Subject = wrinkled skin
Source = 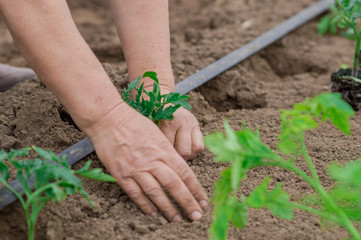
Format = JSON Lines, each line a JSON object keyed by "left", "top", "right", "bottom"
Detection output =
{"left": 159, "top": 107, "right": 204, "bottom": 160}
{"left": 87, "top": 103, "right": 208, "bottom": 222}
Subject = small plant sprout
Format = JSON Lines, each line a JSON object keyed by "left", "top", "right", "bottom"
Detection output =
{"left": 204, "top": 93, "right": 361, "bottom": 240}
{"left": 319, "top": 0, "right": 361, "bottom": 77}
{"left": 122, "top": 71, "right": 191, "bottom": 125}
{"left": 0, "top": 146, "right": 116, "bottom": 240}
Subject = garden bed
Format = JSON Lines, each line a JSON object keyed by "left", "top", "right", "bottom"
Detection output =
{"left": 1, "top": 0, "right": 361, "bottom": 239}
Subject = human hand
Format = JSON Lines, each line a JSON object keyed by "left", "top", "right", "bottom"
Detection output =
{"left": 84, "top": 103, "right": 208, "bottom": 222}
{"left": 159, "top": 107, "right": 205, "bottom": 160}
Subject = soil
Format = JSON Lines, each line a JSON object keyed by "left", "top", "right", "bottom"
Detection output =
{"left": 1, "top": 0, "right": 361, "bottom": 239}
{"left": 331, "top": 68, "right": 361, "bottom": 111}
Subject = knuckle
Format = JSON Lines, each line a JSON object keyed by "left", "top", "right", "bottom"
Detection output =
{"left": 194, "top": 143, "right": 205, "bottom": 153}
{"left": 126, "top": 188, "right": 143, "bottom": 200}
{"left": 145, "top": 185, "right": 161, "bottom": 197}
{"left": 178, "top": 165, "right": 194, "bottom": 185}
{"left": 184, "top": 198, "right": 198, "bottom": 212}
{"left": 163, "top": 177, "right": 179, "bottom": 191}
{"left": 163, "top": 206, "right": 178, "bottom": 219}
{"left": 178, "top": 147, "right": 192, "bottom": 159}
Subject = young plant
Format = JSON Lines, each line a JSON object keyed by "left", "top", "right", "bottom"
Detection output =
{"left": 319, "top": 0, "right": 361, "bottom": 77}
{"left": 205, "top": 93, "right": 361, "bottom": 240}
{"left": 0, "top": 146, "right": 116, "bottom": 240}
{"left": 122, "top": 71, "right": 191, "bottom": 125}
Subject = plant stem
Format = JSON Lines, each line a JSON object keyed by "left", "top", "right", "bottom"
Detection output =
{"left": 25, "top": 182, "right": 58, "bottom": 209}
{"left": 0, "top": 180, "right": 35, "bottom": 240}
{"left": 290, "top": 202, "right": 340, "bottom": 224}
{"left": 0, "top": 179, "right": 27, "bottom": 212}
{"left": 299, "top": 133, "right": 321, "bottom": 185}
{"left": 335, "top": 0, "right": 361, "bottom": 77}
{"left": 353, "top": 34, "right": 361, "bottom": 77}
{"left": 262, "top": 160, "right": 361, "bottom": 239}
{"left": 28, "top": 218, "right": 35, "bottom": 240}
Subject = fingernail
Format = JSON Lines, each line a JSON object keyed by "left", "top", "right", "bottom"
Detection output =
{"left": 191, "top": 211, "right": 202, "bottom": 221}
{"left": 172, "top": 214, "right": 182, "bottom": 222}
{"left": 199, "top": 200, "right": 208, "bottom": 209}
{"left": 150, "top": 212, "right": 157, "bottom": 217}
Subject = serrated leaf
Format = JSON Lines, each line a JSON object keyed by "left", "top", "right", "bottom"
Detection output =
{"left": 311, "top": 93, "right": 354, "bottom": 135}
{"left": 76, "top": 160, "right": 92, "bottom": 173}
{"left": 205, "top": 132, "right": 234, "bottom": 162}
{"left": 265, "top": 183, "right": 293, "bottom": 220}
{"left": 247, "top": 177, "right": 270, "bottom": 208}
{"left": 143, "top": 71, "right": 159, "bottom": 84}
{"left": 32, "top": 146, "right": 55, "bottom": 161}
{"left": 77, "top": 168, "right": 117, "bottom": 182}
{"left": 51, "top": 184, "right": 66, "bottom": 203}
{"left": 228, "top": 196, "right": 248, "bottom": 229}
{"left": 154, "top": 105, "right": 179, "bottom": 121}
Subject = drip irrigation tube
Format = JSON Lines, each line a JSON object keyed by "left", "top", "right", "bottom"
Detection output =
{"left": 0, "top": 0, "right": 329, "bottom": 210}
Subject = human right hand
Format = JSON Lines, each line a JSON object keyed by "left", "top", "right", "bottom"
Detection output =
{"left": 84, "top": 102, "right": 208, "bottom": 222}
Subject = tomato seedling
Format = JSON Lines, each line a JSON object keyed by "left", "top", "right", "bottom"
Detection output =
{"left": 319, "top": 0, "right": 361, "bottom": 77}
{"left": 122, "top": 71, "right": 191, "bottom": 125}
{"left": 0, "top": 146, "right": 116, "bottom": 240}
{"left": 205, "top": 93, "right": 361, "bottom": 240}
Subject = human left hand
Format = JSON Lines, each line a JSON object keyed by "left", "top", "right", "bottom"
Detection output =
{"left": 159, "top": 107, "right": 204, "bottom": 160}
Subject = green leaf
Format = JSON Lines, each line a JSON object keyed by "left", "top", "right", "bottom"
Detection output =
{"left": 0, "top": 162, "right": 9, "bottom": 181}
{"left": 211, "top": 169, "right": 232, "bottom": 204}
{"left": 0, "top": 150, "right": 7, "bottom": 162}
{"left": 231, "top": 156, "right": 244, "bottom": 193}
{"left": 328, "top": 159, "right": 361, "bottom": 186}
{"left": 311, "top": 93, "right": 354, "bottom": 135}
{"left": 143, "top": 71, "right": 159, "bottom": 84}
{"left": 154, "top": 105, "right": 179, "bottom": 121}
{"left": 209, "top": 207, "right": 230, "bottom": 240}
{"left": 77, "top": 168, "right": 117, "bottom": 182}
{"left": 122, "top": 72, "right": 191, "bottom": 123}
{"left": 247, "top": 177, "right": 293, "bottom": 220}
{"left": 265, "top": 183, "right": 293, "bottom": 220}
{"left": 318, "top": 15, "right": 331, "bottom": 35}
{"left": 51, "top": 184, "right": 66, "bottom": 203}
{"left": 209, "top": 169, "right": 232, "bottom": 240}
{"left": 76, "top": 160, "right": 91, "bottom": 173}
{"left": 32, "top": 146, "right": 56, "bottom": 162}
{"left": 204, "top": 131, "right": 237, "bottom": 163}
{"left": 228, "top": 196, "right": 248, "bottom": 229}
{"left": 247, "top": 177, "right": 270, "bottom": 208}
{"left": 277, "top": 137, "right": 298, "bottom": 155}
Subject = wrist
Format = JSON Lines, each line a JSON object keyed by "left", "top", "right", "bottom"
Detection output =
{"left": 78, "top": 99, "right": 133, "bottom": 139}
{"left": 67, "top": 89, "right": 125, "bottom": 135}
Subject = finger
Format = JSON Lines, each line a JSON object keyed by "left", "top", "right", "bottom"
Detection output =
{"left": 174, "top": 127, "right": 192, "bottom": 160}
{"left": 172, "top": 160, "right": 209, "bottom": 209}
{"left": 159, "top": 121, "right": 176, "bottom": 146}
{"left": 133, "top": 172, "right": 182, "bottom": 222}
{"left": 152, "top": 165, "right": 204, "bottom": 221}
{"left": 119, "top": 178, "right": 158, "bottom": 216}
{"left": 189, "top": 127, "right": 205, "bottom": 160}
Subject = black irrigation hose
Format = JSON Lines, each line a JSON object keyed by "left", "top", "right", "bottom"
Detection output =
{"left": 0, "top": 0, "right": 329, "bottom": 210}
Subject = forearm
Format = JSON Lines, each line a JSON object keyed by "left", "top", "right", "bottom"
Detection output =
{"left": 0, "top": 0, "right": 123, "bottom": 132}
{"left": 109, "top": 0, "right": 174, "bottom": 92}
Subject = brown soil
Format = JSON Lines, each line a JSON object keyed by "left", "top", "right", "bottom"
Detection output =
{"left": 1, "top": 0, "right": 361, "bottom": 239}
